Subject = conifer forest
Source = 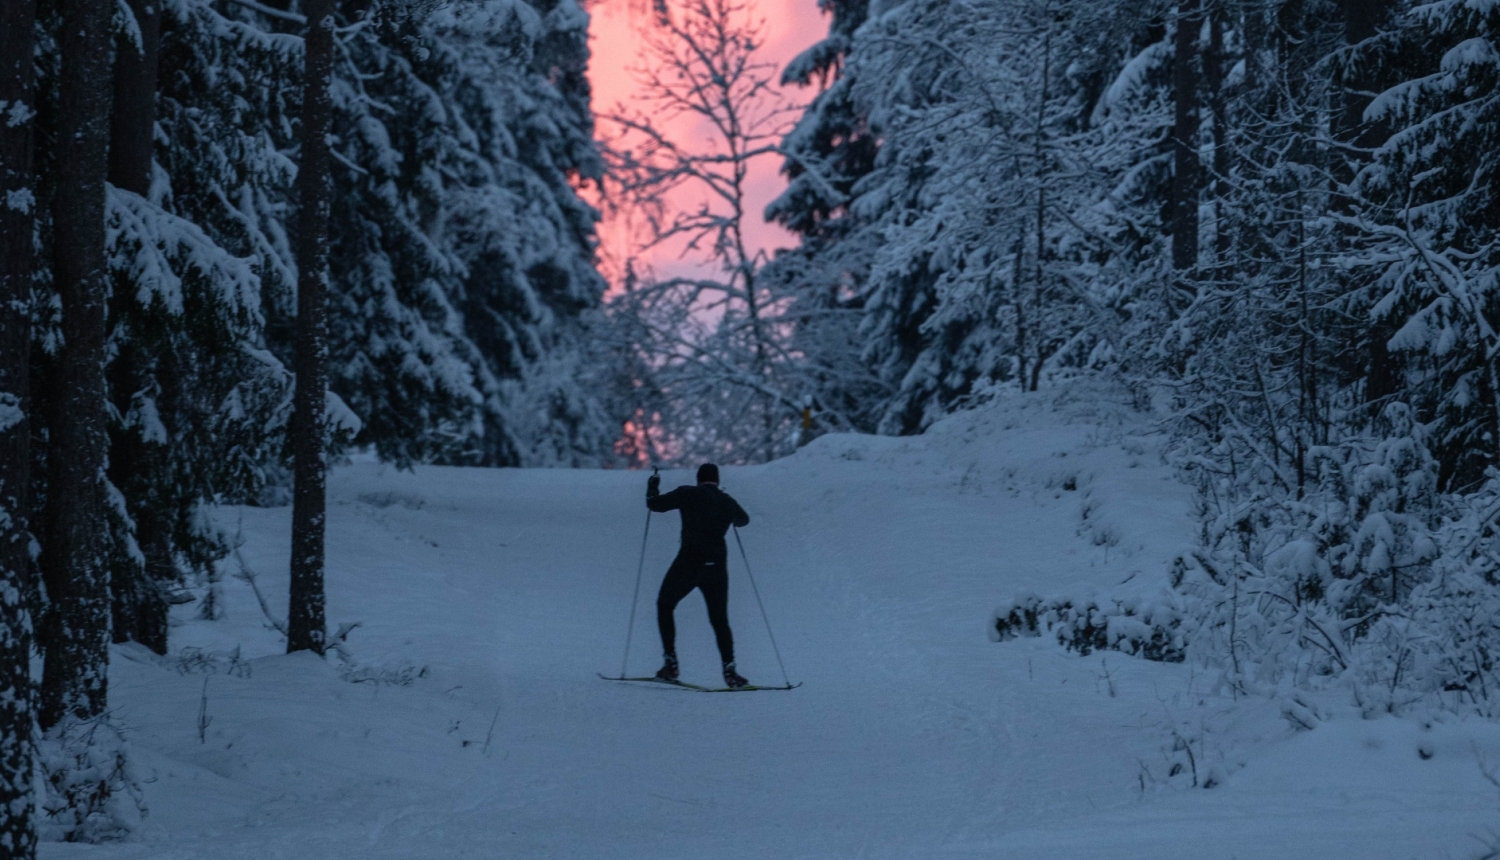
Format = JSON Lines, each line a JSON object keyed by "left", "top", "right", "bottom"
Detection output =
{"left": 1, "top": 0, "right": 1499, "bottom": 856}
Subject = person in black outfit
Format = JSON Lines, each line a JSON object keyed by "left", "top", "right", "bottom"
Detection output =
{"left": 647, "top": 462, "right": 751, "bottom": 688}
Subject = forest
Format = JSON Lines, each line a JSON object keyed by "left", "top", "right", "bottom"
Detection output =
{"left": 1, "top": 0, "right": 1498, "bottom": 854}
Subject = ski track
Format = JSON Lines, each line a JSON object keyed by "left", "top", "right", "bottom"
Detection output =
{"left": 45, "top": 386, "right": 1500, "bottom": 859}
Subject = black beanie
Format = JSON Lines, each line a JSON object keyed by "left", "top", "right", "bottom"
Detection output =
{"left": 696, "top": 463, "right": 719, "bottom": 484}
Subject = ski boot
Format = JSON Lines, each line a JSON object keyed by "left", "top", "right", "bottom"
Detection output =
{"left": 655, "top": 653, "right": 679, "bottom": 682}
{"left": 722, "top": 661, "right": 748, "bottom": 689}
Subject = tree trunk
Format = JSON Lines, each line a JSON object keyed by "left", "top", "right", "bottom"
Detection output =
{"left": 1205, "top": 9, "right": 1229, "bottom": 269}
{"left": 1171, "top": 0, "right": 1202, "bottom": 272}
{"left": 108, "top": 0, "right": 160, "bottom": 197}
{"left": 287, "top": 0, "right": 336, "bottom": 655}
{"left": 1333, "top": 0, "right": 1396, "bottom": 403}
{"left": 38, "top": 0, "right": 116, "bottom": 730}
{"left": 1335, "top": 0, "right": 1394, "bottom": 146}
{"left": 0, "top": 0, "right": 38, "bottom": 854}
{"left": 108, "top": 0, "right": 170, "bottom": 655}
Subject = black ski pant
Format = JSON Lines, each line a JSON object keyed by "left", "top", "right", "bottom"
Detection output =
{"left": 657, "top": 554, "right": 734, "bottom": 665}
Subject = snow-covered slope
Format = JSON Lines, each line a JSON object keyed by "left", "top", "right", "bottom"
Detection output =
{"left": 46, "top": 383, "right": 1500, "bottom": 859}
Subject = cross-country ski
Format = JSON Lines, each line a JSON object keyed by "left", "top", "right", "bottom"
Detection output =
{"left": 598, "top": 673, "right": 802, "bottom": 692}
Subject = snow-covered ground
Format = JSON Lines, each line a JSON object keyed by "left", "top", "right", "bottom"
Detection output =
{"left": 46, "top": 383, "right": 1500, "bottom": 859}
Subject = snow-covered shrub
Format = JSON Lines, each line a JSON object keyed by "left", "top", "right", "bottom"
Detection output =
{"left": 1352, "top": 474, "right": 1500, "bottom": 716}
{"left": 992, "top": 592, "right": 1186, "bottom": 663}
{"left": 1171, "top": 404, "right": 1500, "bottom": 714}
{"left": 36, "top": 719, "right": 145, "bottom": 843}
{"left": 338, "top": 662, "right": 429, "bottom": 687}
{"left": 173, "top": 646, "right": 251, "bottom": 678}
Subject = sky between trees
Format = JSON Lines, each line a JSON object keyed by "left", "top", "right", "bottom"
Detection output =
{"left": 585, "top": 0, "right": 822, "bottom": 288}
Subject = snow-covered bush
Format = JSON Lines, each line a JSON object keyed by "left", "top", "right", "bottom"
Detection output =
{"left": 1169, "top": 403, "right": 1500, "bottom": 714}
{"left": 992, "top": 592, "right": 1187, "bottom": 663}
{"left": 753, "top": 0, "right": 1500, "bottom": 726}
{"left": 36, "top": 719, "right": 145, "bottom": 843}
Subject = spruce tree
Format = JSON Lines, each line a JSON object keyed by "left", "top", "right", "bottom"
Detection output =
{"left": 38, "top": 0, "right": 116, "bottom": 730}
{"left": 288, "top": 0, "right": 336, "bottom": 656}
{"left": 1347, "top": 0, "right": 1500, "bottom": 488}
{"left": 764, "top": 0, "right": 884, "bottom": 437}
{"left": 107, "top": 0, "right": 169, "bottom": 653}
{"left": 0, "top": 0, "right": 38, "bottom": 853}
{"left": 317, "top": 0, "right": 612, "bottom": 468}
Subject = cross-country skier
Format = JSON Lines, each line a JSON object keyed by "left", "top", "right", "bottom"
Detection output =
{"left": 647, "top": 463, "right": 750, "bottom": 689}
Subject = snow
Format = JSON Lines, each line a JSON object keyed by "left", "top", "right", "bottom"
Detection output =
{"left": 1090, "top": 39, "right": 1171, "bottom": 124}
{"left": 4, "top": 188, "right": 35, "bottom": 214}
{"left": 42, "top": 383, "right": 1500, "bottom": 859}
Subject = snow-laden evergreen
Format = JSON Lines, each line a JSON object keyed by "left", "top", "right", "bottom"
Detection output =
{"left": 325, "top": 0, "right": 612, "bottom": 467}
{"left": 21, "top": 0, "right": 617, "bottom": 653}
{"left": 769, "top": 0, "right": 1173, "bottom": 434}
{"left": 771, "top": 0, "right": 1500, "bottom": 714}
{"left": 8, "top": 3, "right": 617, "bottom": 838}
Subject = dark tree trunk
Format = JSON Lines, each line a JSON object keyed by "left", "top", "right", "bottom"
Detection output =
{"left": 1330, "top": 0, "right": 1397, "bottom": 159}
{"left": 1335, "top": 0, "right": 1395, "bottom": 142}
{"left": 108, "top": 0, "right": 160, "bottom": 197}
{"left": 109, "top": 508, "right": 169, "bottom": 655}
{"left": 0, "top": 0, "right": 39, "bottom": 854}
{"left": 1366, "top": 325, "right": 1400, "bottom": 404}
{"left": 106, "top": 0, "right": 171, "bottom": 654}
{"left": 1204, "top": 9, "right": 1229, "bottom": 268}
{"left": 287, "top": 0, "right": 336, "bottom": 655}
{"left": 38, "top": 0, "right": 116, "bottom": 731}
{"left": 1171, "top": 0, "right": 1202, "bottom": 272}
{"left": 1333, "top": 0, "right": 1397, "bottom": 403}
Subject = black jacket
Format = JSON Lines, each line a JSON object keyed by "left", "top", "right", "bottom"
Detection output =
{"left": 647, "top": 483, "right": 750, "bottom": 562}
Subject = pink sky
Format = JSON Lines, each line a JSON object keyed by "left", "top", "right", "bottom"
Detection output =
{"left": 585, "top": 0, "right": 828, "bottom": 287}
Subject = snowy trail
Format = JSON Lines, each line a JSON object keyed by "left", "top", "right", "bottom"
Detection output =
{"left": 49, "top": 390, "right": 1500, "bottom": 859}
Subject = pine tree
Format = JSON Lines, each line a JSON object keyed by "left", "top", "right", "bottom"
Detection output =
{"left": 91, "top": 0, "right": 297, "bottom": 656}
{"left": 316, "top": 0, "right": 611, "bottom": 468}
{"left": 0, "top": 0, "right": 38, "bottom": 852}
{"left": 771, "top": 0, "right": 1169, "bottom": 432}
{"left": 38, "top": 0, "right": 116, "bottom": 730}
{"left": 288, "top": 0, "right": 337, "bottom": 656}
{"left": 106, "top": 0, "right": 169, "bottom": 653}
{"left": 1345, "top": 0, "right": 1500, "bottom": 490}
{"left": 763, "top": 0, "right": 884, "bottom": 437}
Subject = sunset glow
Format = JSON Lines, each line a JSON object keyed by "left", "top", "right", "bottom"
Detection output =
{"left": 585, "top": 0, "right": 827, "bottom": 288}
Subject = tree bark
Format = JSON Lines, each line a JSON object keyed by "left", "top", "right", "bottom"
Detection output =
{"left": 1333, "top": 0, "right": 1396, "bottom": 403}
{"left": 39, "top": 0, "right": 116, "bottom": 730}
{"left": 107, "top": 0, "right": 171, "bottom": 655}
{"left": 106, "top": 0, "right": 172, "bottom": 654}
{"left": 287, "top": 0, "right": 336, "bottom": 655}
{"left": 0, "top": 0, "right": 38, "bottom": 853}
{"left": 1336, "top": 0, "right": 1392, "bottom": 141}
{"left": 1171, "top": 0, "right": 1202, "bottom": 272}
{"left": 1205, "top": 8, "right": 1229, "bottom": 268}
{"left": 108, "top": 0, "right": 160, "bottom": 197}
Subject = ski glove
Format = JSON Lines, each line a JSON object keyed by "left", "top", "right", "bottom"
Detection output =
{"left": 647, "top": 474, "right": 661, "bottom": 494}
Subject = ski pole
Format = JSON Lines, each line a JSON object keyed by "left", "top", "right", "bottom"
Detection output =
{"left": 733, "top": 525, "right": 791, "bottom": 688}
{"left": 619, "top": 467, "right": 657, "bottom": 678}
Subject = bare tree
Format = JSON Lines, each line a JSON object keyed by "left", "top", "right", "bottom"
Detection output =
{"left": 38, "top": 0, "right": 116, "bottom": 731}
{"left": 603, "top": 0, "right": 796, "bottom": 464}
{"left": 288, "top": 0, "right": 337, "bottom": 655}
{"left": 0, "top": 0, "right": 38, "bottom": 853}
